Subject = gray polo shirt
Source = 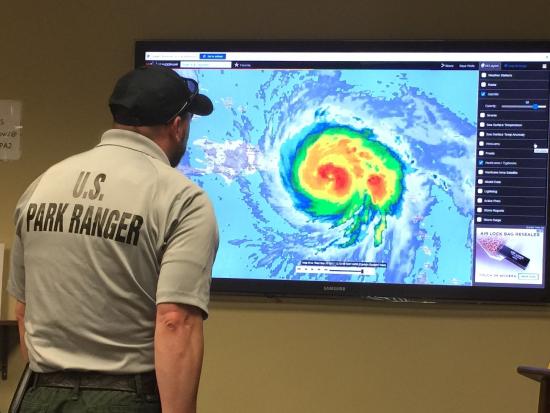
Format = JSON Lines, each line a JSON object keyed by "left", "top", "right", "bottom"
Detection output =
{"left": 7, "top": 129, "right": 219, "bottom": 373}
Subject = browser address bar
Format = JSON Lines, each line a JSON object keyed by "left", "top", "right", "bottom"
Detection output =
{"left": 180, "top": 60, "right": 232, "bottom": 68}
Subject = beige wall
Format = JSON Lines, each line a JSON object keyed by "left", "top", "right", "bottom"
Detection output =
{"left": 2, "top": 0, "right": 550, "bottom": 411}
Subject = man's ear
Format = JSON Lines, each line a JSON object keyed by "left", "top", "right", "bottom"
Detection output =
{"left": 168, "top": 116, "right": 183, "bottom": 142}
{"left": 178, "top": 113, "right": 192, "bottom": 137}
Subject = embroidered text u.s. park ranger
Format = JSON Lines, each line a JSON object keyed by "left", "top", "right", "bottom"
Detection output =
{"left": 8, "top": 65, "right": 219, "bottom": 413}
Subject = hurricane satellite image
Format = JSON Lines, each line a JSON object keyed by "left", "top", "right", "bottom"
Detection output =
{"left": 177, "top": 68, "right": 478, "bottom": 285}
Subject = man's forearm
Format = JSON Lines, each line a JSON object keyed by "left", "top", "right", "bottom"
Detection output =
{"left": 155, "top": 304, "right": 204, "bottom": 413}
{"left": 15, "top": 300, "right": 28, "bottom": 362}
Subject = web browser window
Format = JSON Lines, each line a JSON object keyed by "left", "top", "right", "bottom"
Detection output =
{"left": 138, "top": 42, "right": 550, "bottom": 301}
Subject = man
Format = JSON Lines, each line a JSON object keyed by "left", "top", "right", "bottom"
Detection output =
{"left": 7, "top": 65, "right": 219, "bottom": 413}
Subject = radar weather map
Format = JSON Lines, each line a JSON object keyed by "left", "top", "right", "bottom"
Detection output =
{"left": 286, "top": 126, "right": 404, "bottom": 248}
{"left": 178, "top": 68, "right": 478, "bottom": 286}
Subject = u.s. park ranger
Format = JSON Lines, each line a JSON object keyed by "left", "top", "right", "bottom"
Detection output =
{"left": 7, "top": 64, "right": 219, "bottom": 413}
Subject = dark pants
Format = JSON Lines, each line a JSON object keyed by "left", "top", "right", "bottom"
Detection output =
{"left": 19, "top": 375, "right": 161, "bottom": 413}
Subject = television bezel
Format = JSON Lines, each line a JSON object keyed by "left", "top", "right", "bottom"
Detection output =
{"left": 135, "top": 39, "right": 550, "bottom": 304}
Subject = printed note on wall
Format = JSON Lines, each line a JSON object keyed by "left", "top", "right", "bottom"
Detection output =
{"left": 0, "top": 100, "right": 22, "bottom": 160}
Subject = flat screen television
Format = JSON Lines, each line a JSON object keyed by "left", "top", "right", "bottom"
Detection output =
{"left": 135, "top": 40, "right": 550, "bottom": 303}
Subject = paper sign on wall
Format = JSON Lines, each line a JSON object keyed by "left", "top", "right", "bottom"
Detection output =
{"left": 0, "top": 100, "right": 22, "bottom": 161}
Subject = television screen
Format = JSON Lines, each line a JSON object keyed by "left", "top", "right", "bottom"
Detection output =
{"left": 135, "top": 40, "right": 550, "bottom": 303}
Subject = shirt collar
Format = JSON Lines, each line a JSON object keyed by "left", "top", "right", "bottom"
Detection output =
{"left": 97, "top": 129, "right": 171, "bottom": 166}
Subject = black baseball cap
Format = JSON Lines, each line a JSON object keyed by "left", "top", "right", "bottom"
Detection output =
{"left": 109, "top": 64, "right": 213, "bottom": 126}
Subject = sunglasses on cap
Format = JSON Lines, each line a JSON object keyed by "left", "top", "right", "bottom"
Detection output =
{"left": 166, "top": 77, "right": 199, "bottom": 123}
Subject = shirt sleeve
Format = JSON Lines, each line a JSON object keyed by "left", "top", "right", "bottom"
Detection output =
{"left": 7, "top": 174, "right": 44, "bottom": 302}
{"left": 156, "top": 189, "right": 219, "bottom": 318}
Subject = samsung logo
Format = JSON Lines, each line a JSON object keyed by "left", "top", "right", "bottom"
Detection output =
{"left": 323, "top": 286, "right": 346, "bottom": 292}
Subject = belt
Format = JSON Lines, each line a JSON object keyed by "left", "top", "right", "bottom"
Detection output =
{"left": 34, "top": 371, "right": 158, "bottom": 394}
